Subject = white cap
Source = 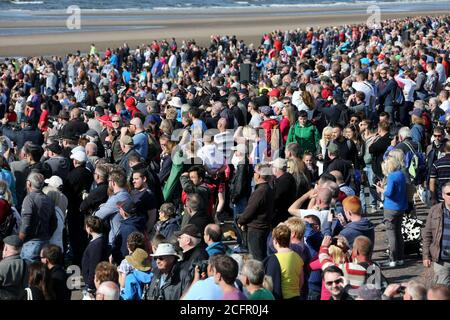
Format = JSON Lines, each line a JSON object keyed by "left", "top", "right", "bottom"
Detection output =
{"left": 271, "top": 157, "right": 287, "bottom": 170}
{"left": 70, "top": 151, "right": 87, "bottom": 163}
{"left": 71, "top": 146, "right": 85, "bottom": 154}
{"left": 44, "top": 176, "right": 63, "bottom": 188}
{"left": 168, "top": 97, "right": 183, "bottom": 108}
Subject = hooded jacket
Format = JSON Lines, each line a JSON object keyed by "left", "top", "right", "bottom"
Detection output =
{"left": 330, "top": 219, "right": 375, "bottom": 248}
{"left": 154, "top": 216, "right": 181, "bottom": 240}
{"left": 112, "top": 214, "right": 147, "bottom": 263}
{"left": 205, "top": 241, "right": 227, "bottom": 257}
{"left": 44, "top": 156, "right": 70, "bottom": 181}
{"left": 286, "top": 121, "right": 320, "bottom": 155}
{"left": 121, "top": 269, "right": 153, "bottom": 300}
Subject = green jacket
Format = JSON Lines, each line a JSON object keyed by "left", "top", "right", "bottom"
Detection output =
{"left": 163, "top": 150, "right": 184, "bottom": 202}
{"left": 286, "top": 121, "right": 320, "bottom": 154}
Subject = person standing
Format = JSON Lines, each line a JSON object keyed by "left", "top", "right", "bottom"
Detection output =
{"left": 64, "top": 150, "right": 94, "bottom": 266}
{"left": 422, "top": 181, "right": 450, "bottom": 288}
{"left": 19, "top": 172, "right": 57, "bottom": 264}
{"left": 0, "top": 235, "right": 28, "bottom": 300}
{"left": 376, "top": 156, "right": 407, "bottom": 267}
{"left": 237, "top": 163, "right": 275, "bottom": 261}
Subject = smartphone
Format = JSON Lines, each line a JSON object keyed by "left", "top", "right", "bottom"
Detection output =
{"left": 330, "top": 208, "right": 336, "bottom": 218}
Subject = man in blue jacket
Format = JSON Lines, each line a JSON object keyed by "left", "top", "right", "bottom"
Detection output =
{"left": 323, "top": 196, "right": 374, "bottom": 248}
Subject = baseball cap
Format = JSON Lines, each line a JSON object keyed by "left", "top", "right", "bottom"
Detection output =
{"left": 44, "top": 176, "right": 64, "bottom": 189}
{"left": 271, "top": 158, "right": 287, "bottom": 170}
{"left": 259, "top": 105, "right": 273, "bottom": 116}
{"left": 410, "top": 108, "right": 423, "bottom": 117}
{"left": 70, "top": 151, "right": 87, "bottom": 163}
{"left": 3, "top": 235, "right": 23, "bottom": 248}
{"left": 268, "top": 88, "right": 281, "bottom": 97}
{"left": 117, "top": 199, "right": 136, "bottom": 215}
{"left": 174, "top": 224, "right": 202, "bottom": 239}
{"left": 46, "top": 141, "right": 62, "bottom": 154}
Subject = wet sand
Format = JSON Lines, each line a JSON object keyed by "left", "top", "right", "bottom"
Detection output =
{"left": 0, "top": 8, "right": 447, "bottom": 57}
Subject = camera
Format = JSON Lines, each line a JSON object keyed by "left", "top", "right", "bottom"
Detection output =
{"left": 193, "top": 260, "right": 209, "bottom": 275}
{"left": 331, "top": 237, "right": 338, "bottom": 246}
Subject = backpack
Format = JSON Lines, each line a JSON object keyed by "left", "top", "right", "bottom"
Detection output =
{"left": 404, "top": 141, "right": 426, "bottom": 184}
{"left": 0, "top": 200, "right": 15, "bottom": 241}
{"left": 336, "top": 104, "right": 351, "bottom": 127}
{"left": 393, "top": 85, "right": 405, "bottom": 106}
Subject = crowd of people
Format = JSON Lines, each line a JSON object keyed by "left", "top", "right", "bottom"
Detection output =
{"left": 1, "top": 14, "right": 450, "bottom": 300}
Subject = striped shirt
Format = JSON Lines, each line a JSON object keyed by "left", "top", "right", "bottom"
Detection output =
{"left": 319, "top": 245, "right": 367, "bottom": 288}
{"left": 430, "top": 154, "right": 450, "bottom": 202}
{"left": 441, "top": 207, "right": 450, "bottom": 261}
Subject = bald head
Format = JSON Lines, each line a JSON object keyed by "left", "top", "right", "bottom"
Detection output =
{"left": 204, "top": 223, "right": 222, "bottom": 243}
{"left": 130, "top": 117, "right": 143, "bottom": 130}
{"left": 317, "top": 188, "right": 333, "bottom": 208}
{"left": 427, "top": 285, "right": 450, "bottom": 300}
{"left": 321, "top": 181, "right": 340, "bottom": 198}
{"left": 85, "top": 142, "right": 97, "bottom": 157}
{"left": 96, "top": 281, "right": 120, "bottom": 300}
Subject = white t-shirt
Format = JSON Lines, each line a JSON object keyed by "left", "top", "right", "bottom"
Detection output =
{"left": 299, "top": 209, "right": 330, "bottom": 230}
{"left": 352, "top": 81, "right": 375, "bottom": 107}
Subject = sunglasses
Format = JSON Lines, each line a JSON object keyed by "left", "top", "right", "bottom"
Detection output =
{"left": 112, "top": 120, "right": 120, "bottom": 123}
{"left": 434, "top": 134, "right": 443, "bottom": 137}
{"left": 325, "top": 278, "right": 343, "bottom": 286}
{"left": 156, "top": 256, "right": 170, "bottom": 261}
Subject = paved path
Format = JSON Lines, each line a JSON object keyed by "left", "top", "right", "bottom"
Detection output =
{"left": 369, "top": 199, "right": 432, "bottom": 287}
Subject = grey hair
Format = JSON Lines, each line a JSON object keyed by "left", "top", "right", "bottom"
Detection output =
{"left": 398, "top": 127, "right": 412, "bottom": 140}
{"left": 97, "top": 281, "right": 120, "bottom": 300}
{"left": 241, "top": 259, "right": 265, "bottom": 286}
{"left": 27, "top": 172, "right": 45, "bottom": 191}
{"left": 406, "top": 280, "right": 427, "bottom": 300}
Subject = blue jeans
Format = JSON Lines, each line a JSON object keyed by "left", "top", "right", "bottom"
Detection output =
{"left": 21, "top": 239, "right": 49, "bottom": 264}
{"left": 360, "top": 164, "right": 377, "bottom": 213}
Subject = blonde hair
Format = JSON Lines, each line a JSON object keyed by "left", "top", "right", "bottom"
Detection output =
{"left": 328, "top": 236, "right": 350, "bottom": 264}
{"left": 160, "top": 119, "right": 173, "bottom": 136}
{"left": 387, "top": 149, "right": 405, "bottom": 166}
{"left": 285, "top": 217, "right": 306, "bottom": 240}
{"left": 411, "top": 114, "right": 424, "bottom": 125}
{"left": 320, "top": 126, "right": 333, "bottom": 145}
{"left": 381, "top": 156, "right": 402, "bottom": 176}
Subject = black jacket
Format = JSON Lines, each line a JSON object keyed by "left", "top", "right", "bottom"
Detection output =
{"left": 237, "top": 182, "right": 275, "bottom": 230}
{"left": 179, "top": 243, "right": 208, "bottom": 279}
{"left": 81, "top": 235, "right": 110, "bottom": 290}
{"left": 324, "top": 157, "right": 353, "bottom": 185}
{"left": 369, "top": 133, "right": 391, "bottom": 178}
{"left": 272, "top": 172, "right": 297, "bottom": 226}
{"left": 64, "top": 166, "right": 94, "bottom": 213}
{"left": 61, "top": 119, "right": 89, "bottom": 138}
{"left": 49, "top": 265, "right": 71, "bottom": 301}
{"left": 146, "top": 262, "right": 191, "bottom": 300}
{"left": 230, "top": 163, "right": 253, "bottom": 204}
{"left": 0, "top": 125, "right": 43, "bottom": 150}
{"left": 181, "top": 211, "right": 214, "bottom": 236}
{"left": 79, "top": 182, "right": 109, "bottom": 215}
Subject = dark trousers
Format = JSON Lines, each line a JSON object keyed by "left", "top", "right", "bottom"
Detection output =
{"left": 247, "top": 227, "right": 270, "bottom": 261}
{"left": 67, "top": 211, "right": 88, "bottom": 266}
{"left": 384, "top": 210, "right": 404, "bottom": 261}
{"left": 399, "top": 102, "right": 413, "bottom": 126}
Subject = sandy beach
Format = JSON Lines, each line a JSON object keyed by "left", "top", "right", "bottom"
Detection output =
{"left": 0, "top": 7, "right": 448, "bottom": 57}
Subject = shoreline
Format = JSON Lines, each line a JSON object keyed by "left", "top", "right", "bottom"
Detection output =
{"left": 0, "top": 8, "right": 449, "bottom": 57}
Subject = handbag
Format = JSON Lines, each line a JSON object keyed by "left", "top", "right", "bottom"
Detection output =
{"left": 25, "top": 288, "right": 33, "bottom": 301}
